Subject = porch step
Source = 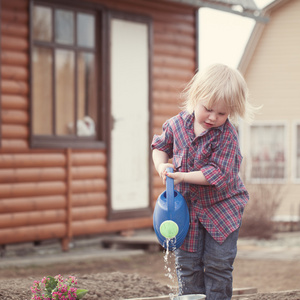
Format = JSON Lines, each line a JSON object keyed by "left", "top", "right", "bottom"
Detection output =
{"left": 101, "top": 231, "right": 162, "bottom": 252}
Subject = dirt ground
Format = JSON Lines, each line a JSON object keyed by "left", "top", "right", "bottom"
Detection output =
{"left": 0, "top": 233, "right": 300, "bottom": 300}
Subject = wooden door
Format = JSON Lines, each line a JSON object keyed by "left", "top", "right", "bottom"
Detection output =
{"left": 109, "top": 13, "right": 151, "bottom": 216}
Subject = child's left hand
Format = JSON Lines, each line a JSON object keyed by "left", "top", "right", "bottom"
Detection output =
{"left": 165, "top": 171, "right": 186, "bottom": 186}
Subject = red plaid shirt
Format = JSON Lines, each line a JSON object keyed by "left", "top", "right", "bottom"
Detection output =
{"left": 151, "top": 111, "right": 249, "bottom": 252}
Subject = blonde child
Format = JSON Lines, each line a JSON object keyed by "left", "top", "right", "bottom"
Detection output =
{"left": 151, "top": 64, "right": 255, "bottom": 300}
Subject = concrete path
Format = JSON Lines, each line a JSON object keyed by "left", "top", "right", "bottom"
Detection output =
{"left": 1, "top": 230, "right": 300, "bottom": 268}
{"left": 236, "top": 231, "right": 300, "bottom": 261}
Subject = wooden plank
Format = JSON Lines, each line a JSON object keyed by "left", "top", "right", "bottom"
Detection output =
{"left": 152, "top": 102, "right": 181, "bottom": 116}
{"left": 154, "top": 54, "right": 195, "bottom": 70}
{"left": 72, "top": 206, "right": 107, "bottom": 221}
{"left": 0, "top": 181, "right": 66, "bottom": 198}
{"left": 1, "top": 22, "right": 28, "bottom": 37}
{"left": 1, "top": 65, "right": 28, "bottom": 80}
{"left": 0, "top": 153, "right": 66, "bottom": 168}
{"left": 0, "top": 210, "right": 66, "bottom": 228}
{"left": 1, "top": 0, "right": 29, "bottom": 10}
{"left": 1, "top": 8, "right": 28, "bottom": 24}
{"left": 72, "top": 192, "right": 107, "bottom": 207}
{"left": 0, "top": 195, "right": 66, "bottom": 213}
{"left": 233, "top": 288, "right": 258, "bottom": 295}
{"left": 71, "top": 151, "right": 106, "bottom": 166}
{"left": 71, "top": 165, "right": 106, "bottom": 180}
{"left": 1, "top": 36, "right": 28, "bottom": 51}
{"left": 1, "top": 95, "right": 28, "bottom": 109}
{"left": 0, "top": 223, "right": 67, "bottom": 244}
{"left": 1, "top": 109, "right": 28, "bottom": 124}
{"left": 0, "top": 167, "right": 66, "bottom": 183}
{"left": 1, "top": 50, "right": 28, "bottom": 66}
{"left": 1, "top": 139, "right": 28, "bottom": 151}
{"left": 71, "top": 179, "right": 107, "bottom": 194}
{"left": 1, "top": 124, "right": 28, "bottom": 138}
{"left": 1, "top": 79, "right": 28, "bottom": 95}
{"left": 153, "top": 66, "right": 193, "bottom": 81}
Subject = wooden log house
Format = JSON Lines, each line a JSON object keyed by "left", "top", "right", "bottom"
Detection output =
{"left": 0, "top": 0, "right": 260, "bottom": 250}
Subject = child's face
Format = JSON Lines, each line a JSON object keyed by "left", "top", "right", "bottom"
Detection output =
{"left": 194, "top": 100, "right": 229, "bottom": 130}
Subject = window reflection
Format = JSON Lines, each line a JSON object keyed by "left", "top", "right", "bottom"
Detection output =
{"left": 77, "top": 52, "right": 97, "bottom": 136}
{"left": 77, "top": 13, "right": 95, "bottom": 48}
{"left": 55, "top": 9, "right": 74, "bottom": 45}
{"left": 33, "top": 47, "right": 53, "bottom": 134}
{"left": 55, "top": 49, "right": 75, "bottom": 135}
{"left": 33, "top": 6, "right": 52, "bottom": 41}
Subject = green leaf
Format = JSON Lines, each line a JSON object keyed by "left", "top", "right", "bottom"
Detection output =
{"left": 44, "top": 276, "right": 58, "bottom": 294}
{"left": 76, "top": 289, "right": 88, "bottom": 299}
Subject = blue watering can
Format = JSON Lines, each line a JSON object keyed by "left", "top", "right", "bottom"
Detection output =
{"left": 153, "top": 168, "right": 190, "bottom": 251}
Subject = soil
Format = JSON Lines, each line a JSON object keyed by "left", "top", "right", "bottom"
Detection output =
{"left": 1, "top": 234, "right": 300, "bottom": 300}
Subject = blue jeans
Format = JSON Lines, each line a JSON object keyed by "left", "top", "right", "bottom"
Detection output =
{"left": 175, "top": 222, "right": 239, "bottom": 300}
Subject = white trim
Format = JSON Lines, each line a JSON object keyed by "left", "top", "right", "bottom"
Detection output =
{"left": 292, "top": 121, "right": 300, "bottom": 184}
{"left": 246, "top": 120, "right": 288, "bottom": 184}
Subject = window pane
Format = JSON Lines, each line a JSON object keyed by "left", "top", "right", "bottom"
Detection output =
{"left": 32, "top": 47, "right": 53, "bottom": 134}
{"left": 77, "top": 13, "right": 95, "bottom": 48}
{"left": 55, "top": 9, "right": 74, "bottom": 45}
{"left": 250, "top": 125, "right": 285, "bottom": 179}
{"left": 77, "top": 52, "right": 97, "bottom": 136}
{"left": 55, "top": 49, "right": 75, "bottom": 135}
{"left": 33, "top": 6, "right": 52, "bottom": 41}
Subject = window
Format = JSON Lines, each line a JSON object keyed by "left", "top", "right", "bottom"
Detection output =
{"left": 249, "top": 123, "right": 286, "bottom": 182}
{"left": 31, "top": 2, "right": 102, "bottom": 148}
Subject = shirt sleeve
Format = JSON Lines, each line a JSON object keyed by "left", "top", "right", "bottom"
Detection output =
{"left": 201, "top": 133, "right": 241, "bottom": 191}
{"left": 151, "top": 120, "right": 174, "bottom": 158}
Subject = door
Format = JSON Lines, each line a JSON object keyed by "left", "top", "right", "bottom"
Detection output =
{"left": 109, "top": 13, "right": 151, "bottom": 216}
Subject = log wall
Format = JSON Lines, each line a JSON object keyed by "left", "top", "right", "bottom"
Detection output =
{"left": 0, "top": 0, "right": 196, "bottom": 249}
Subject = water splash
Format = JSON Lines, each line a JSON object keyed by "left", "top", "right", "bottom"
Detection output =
{"left": 163, "top": 238, "right": 179, "bottom": 299}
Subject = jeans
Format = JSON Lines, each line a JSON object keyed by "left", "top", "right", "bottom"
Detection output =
{"left": 175, "top": 222, "right": 239, "bottom": 300}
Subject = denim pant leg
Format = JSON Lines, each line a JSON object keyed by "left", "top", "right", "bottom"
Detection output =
{"left": 175, "top": 222, "right": 239, "bottom": 300}
{"left": 203, "top": 227, "right": 239, "bottom": 300}
{"left": 175, "top": 224, "right": 205, "bottom": 296}
{"left": 175, "top": 248, "right": 205, "bottom": 295}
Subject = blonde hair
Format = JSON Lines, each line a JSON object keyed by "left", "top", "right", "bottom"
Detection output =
{"left": 182, "top": 63, "right": 256, "bottom": 123}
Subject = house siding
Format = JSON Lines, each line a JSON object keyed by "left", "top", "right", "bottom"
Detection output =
{"left": 0, "top": 0, "right": 196, "bottom": 247}
{"left": 241, "top": 0, "right": 300, "bottom": 217}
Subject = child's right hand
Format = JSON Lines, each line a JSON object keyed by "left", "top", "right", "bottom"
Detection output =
{"left": 157, "top": 163, "right": 175, "bottom": 185}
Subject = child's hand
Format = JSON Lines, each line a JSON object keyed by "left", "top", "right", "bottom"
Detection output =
{"left": 157, "top": 163, "right": 175, "bottom": 185}
{"left": 166, "top": 171, "right": 186, "bottom": 186}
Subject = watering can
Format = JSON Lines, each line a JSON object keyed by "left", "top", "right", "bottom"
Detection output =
{"left": 153, "top": 168, "right": 190, "bottom": 251}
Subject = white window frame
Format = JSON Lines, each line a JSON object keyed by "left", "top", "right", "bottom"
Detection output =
{"left": 292, "top": 121, "right": 300, "bottom": 183}
{"left": 246, "top": 121, "right": 288, "bottom": 184}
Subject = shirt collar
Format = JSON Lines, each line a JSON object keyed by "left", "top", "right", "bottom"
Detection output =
{"left": 182, "top": 110, "right": 228, "bottom": 134}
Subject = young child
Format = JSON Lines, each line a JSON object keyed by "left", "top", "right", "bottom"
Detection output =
{"left": 151, "top": 63, "right": 255, "bottom": 300}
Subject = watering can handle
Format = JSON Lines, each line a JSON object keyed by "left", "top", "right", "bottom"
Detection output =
{"left": 166, "top": 167, "right": 175, "bottom": 213}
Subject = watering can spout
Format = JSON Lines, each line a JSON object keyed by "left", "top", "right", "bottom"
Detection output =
{"left": 153, "top": 168, "right": 190, "bottom": 251}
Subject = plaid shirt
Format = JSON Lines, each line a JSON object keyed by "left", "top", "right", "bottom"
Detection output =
{"left": 151, "top": 111, "right": 249, "bottom": 252}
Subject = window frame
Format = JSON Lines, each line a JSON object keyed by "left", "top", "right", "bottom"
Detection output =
{"left": 246, "top": 121, "right": 288, "bottom": 184}
{"left": 29, "top": 0, "right": 107, "bottom": 149}
{"left": 292, "top": 121, "right": 300, "bottom": 183}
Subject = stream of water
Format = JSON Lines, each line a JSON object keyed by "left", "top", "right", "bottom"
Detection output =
{"left": 163, "top": 239, "right": 180, "bottom": 299}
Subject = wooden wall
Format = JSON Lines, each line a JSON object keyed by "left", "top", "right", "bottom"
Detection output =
{"left": 0, "top": 0, "right": 196, "bottom": 249}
